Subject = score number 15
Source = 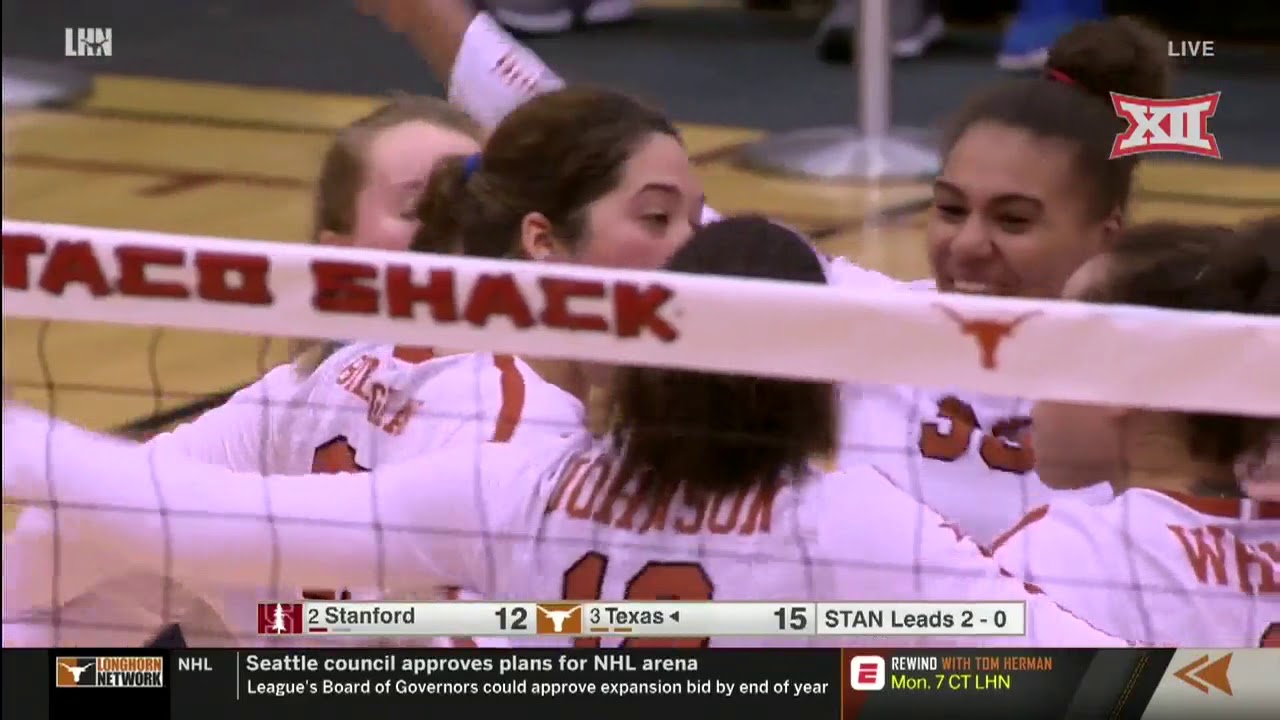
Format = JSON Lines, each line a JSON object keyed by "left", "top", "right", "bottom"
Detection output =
{"left": 774, "top": 606, "right": 809, "bottom": 631}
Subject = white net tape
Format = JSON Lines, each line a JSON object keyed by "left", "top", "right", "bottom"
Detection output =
{"left": 3, "top": 219, "right": 1278, "bottom": 650}
{"left": 5, "top": 220, "right": 1278, "bottom": 415}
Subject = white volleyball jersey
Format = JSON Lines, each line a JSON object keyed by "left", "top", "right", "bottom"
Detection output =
{"left": 992, "top": 490, "right": 1280, "bottom": 647}
{"left": 824, "top": 267, "right": 1112, "bottom": 545}
{"left": 836, "top": 383, "right": 1112, "bottom": 548}
{"left": 19, "top": 346, "right": 584, "bottom": 648}
{"left": 150, "top": 344, "right": 585, "bottom": 474}
{"left": 180, "top": 344, "right": 581, "bottom": 646}
{"left": 3, "top": 413, "right": 1128, "bottom": 649}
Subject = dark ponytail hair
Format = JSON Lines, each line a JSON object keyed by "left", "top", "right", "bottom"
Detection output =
{"left": 944, "top": 16, "right": 1173, "bottom": 219}
{"left": 608, "top": 216, "right": 838, "bottom": 503}
{"left": 1083, "top": 218, "right": 1279, "bottom": 485}
{"left": 412, "top": 154, "right": 473, "bottom": 255}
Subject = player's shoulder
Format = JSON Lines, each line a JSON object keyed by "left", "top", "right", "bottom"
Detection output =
{"left": 472, "top": 433, "right": 594, "bottom": 516}
{"left": 994, "top": 494, "right": 1106, "bottom": 543}
{"left": 989, "top": 489, "right": 1186, "bottom": 573}
{"left": 228, "top": 360, "right": 314, "bottom": 403}
{"left": 292, "top": 342, "right": 382, "bottom": 384}
{"left": 804, "top": 464, "right": 939, "bottom": 544}
{"left": 823, "top": 255, "right": 906, "bottom": 291}
{"left": 433, "top": 353, "right": 583, "bottom": 415}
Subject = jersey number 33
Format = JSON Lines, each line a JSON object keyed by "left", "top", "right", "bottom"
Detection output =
{"left": 918, "top": 395, "right": 1035, "bottom": 474}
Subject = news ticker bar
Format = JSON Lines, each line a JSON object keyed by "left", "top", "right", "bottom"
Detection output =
{"left": 260, "top": 601, "right": 1026, "bottom": 638}
{"left": 20, "top": 647, "right": 1273, "bottom": 720}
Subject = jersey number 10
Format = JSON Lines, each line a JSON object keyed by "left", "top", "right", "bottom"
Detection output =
{"left": 562, "top": 551, "right": 714, "bottom": 648}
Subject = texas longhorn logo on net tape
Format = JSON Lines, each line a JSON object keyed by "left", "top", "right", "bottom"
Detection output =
{"left": 1110, "top": 92, "right": 1221, "bottom": 160}
{"left": 55, "top": 656, "right": 164, "bottom": 689}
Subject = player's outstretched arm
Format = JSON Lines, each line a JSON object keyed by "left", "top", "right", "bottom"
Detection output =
{"left": 143, "top": 364, "right": 300, "bottom": 471}
{"left": 818, "top": 467, "right": 1129, "bottom": 647}
{"left": 358, "top": 0, "right": 563, "bottom": 131}
{"left": 2, "top": 405, "right": 520, "bottom": 600}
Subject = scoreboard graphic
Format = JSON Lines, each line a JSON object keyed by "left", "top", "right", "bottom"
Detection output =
{"left": 259, "top": 600, "right": 1028, "bottom": 639}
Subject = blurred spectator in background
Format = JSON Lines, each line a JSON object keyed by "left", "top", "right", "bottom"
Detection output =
{"left": 483, "top": 0, "right": 634, "bottom": 36}
{"left": 816, "top": 0, "right": 1106, "bottom": 71}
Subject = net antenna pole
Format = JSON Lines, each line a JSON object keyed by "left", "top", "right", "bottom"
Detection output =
{"left": 738, "top": 0, "right": 939, "bottom": 180}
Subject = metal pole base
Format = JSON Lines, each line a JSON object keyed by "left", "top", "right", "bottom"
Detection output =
{"left": 3, "top": 58, "right": 94, "bottom": 110}
{"left": 737, "top": 126, "right": 940, "bottom": 182}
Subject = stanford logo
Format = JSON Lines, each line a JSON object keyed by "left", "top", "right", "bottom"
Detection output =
{"left": 935, "top": 305, "right": 1041, "bottom": 370}
{"left": 1110, "top": 93, "right": 1221, "bottom": 159}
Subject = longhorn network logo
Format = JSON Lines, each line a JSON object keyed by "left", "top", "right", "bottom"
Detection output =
{"left": 64, "top": 28, "right": 111, "bottom": 57}
{"left": 56, "top": 656, "right": 164, "bottom": 688}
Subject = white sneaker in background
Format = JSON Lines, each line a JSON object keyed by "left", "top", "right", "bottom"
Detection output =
{"left": 487, "top": 0, "right": 574, "bottom": 36}
{"left": 892, "top": 12, "right": 945, "bottom": 59}
{"left": 487, "top": 0, "right": 634, "bottom": 36}
{"left": 583, "top": 0, "right": 635, "bottom": 26}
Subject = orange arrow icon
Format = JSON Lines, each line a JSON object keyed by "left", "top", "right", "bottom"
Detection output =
{"left": 1173, "top": 653, "right": 1234, "bottom": 696}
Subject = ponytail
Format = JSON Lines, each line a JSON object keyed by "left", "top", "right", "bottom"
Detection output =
{"left": 412, "top": 153, "right": 476, "bottom": 255}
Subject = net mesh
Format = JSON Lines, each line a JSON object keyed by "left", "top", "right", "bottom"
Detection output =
{"left": 2, "top": 219, "right": 1278, "bottom": 649}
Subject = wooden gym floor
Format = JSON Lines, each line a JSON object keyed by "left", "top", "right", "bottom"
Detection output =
{"left": 3, "top": 74, "right": 1279, "bottom": 529}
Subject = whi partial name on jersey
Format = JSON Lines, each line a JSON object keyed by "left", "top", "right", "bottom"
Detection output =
{"left": 992, "top": 490, "right": 1280, "bottom": 647}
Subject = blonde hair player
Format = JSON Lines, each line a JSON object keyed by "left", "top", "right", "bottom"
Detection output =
{"left": 0, "top": 96, "right": 492, "bottom": 649}
{"left": 362, "top": 3, "right": 1174, "bottom": 546}
{"left": 992, "top": 220, "right": 1279, "bottom": 648}
{"left": 3, "top": 218, "right": 1129, "bottom": 648}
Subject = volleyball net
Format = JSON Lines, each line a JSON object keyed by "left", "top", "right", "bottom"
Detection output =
{"left": 2, "top": 218, "right": 1278, "bottom": 647}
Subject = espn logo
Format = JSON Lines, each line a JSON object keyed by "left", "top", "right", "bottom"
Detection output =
{"left": 850, "top": 656, "right": 885, "bottom": 691}
{"left": 56, "top": 656, "right": 163, "bottom": 688}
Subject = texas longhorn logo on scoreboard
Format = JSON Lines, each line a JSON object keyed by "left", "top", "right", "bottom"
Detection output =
{"left": 55, "top": 656, "right": 164, "bottom": 688}
{"left": 258, "top": 603, "right": 305, "bottom": 635}
{"left": 535, "top": 603, "right": 584, "bottom": 635}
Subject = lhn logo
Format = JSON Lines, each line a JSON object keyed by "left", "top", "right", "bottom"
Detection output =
{"left": 65, "top": 28, "right": 111, "bottom": 57}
